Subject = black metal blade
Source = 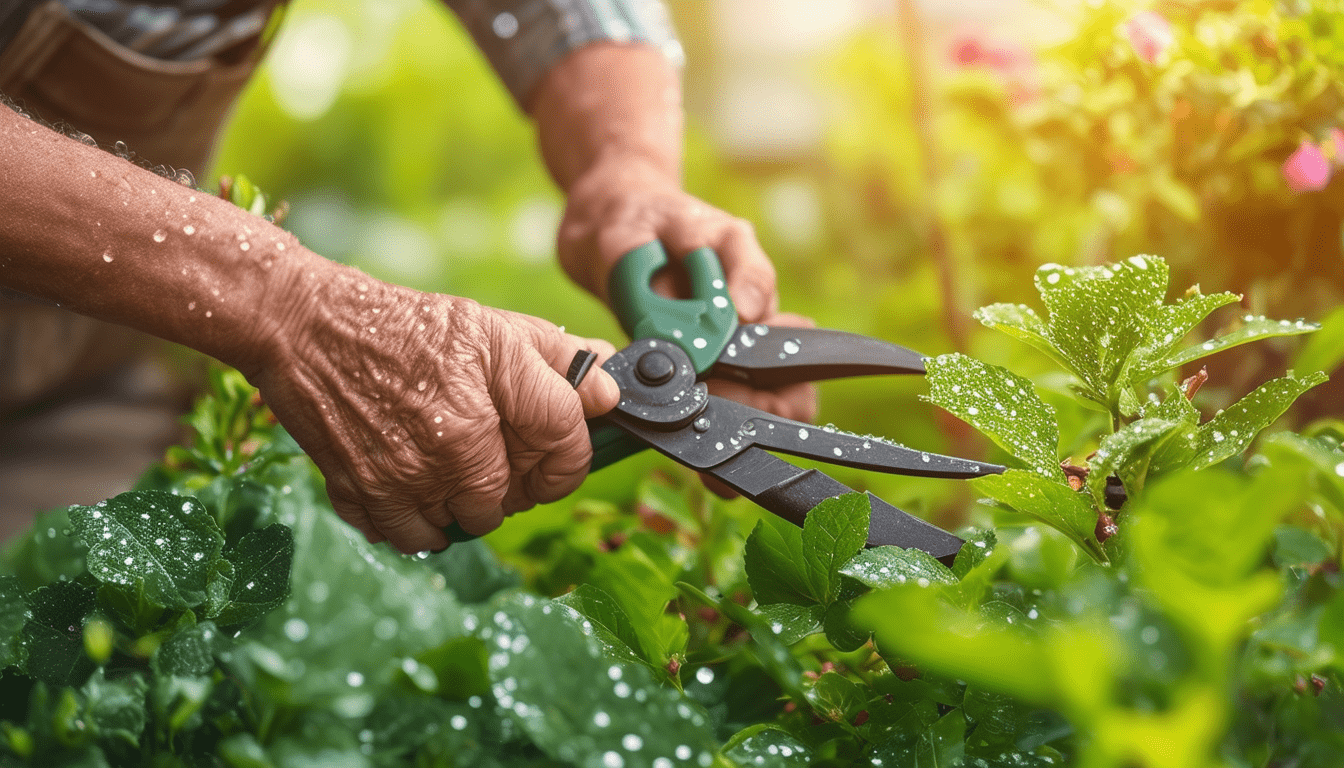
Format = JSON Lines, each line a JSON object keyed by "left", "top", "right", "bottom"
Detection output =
{"left": 707, "top": 447, "right": 964, "bottom": 565}
{"left": 711, "top": 325, "right": 927, "bottom": 389}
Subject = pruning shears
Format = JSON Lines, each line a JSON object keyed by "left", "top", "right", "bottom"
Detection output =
{"left": 449, "top": 242, "right": 1004, "bottom": 565}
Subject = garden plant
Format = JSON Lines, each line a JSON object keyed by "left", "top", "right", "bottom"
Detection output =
{"left": 1, "top": 233, "right": 1340, "bottom": 766}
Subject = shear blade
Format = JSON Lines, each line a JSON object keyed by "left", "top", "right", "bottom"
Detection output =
{"left": 712, "top": 325, "right": 927, "bottom": 389}
{"left": 707, "top": 447, "right": 964, "bottom": 564}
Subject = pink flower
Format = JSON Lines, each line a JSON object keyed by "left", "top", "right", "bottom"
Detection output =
{"left": 949, "top": 34, "right": 1040, "bottom": 104}
{"left": 1125, "top": 11, "right": 1174, "bottom": 63}
{"left": 1283, "top": 141, "right": 1331, "bottom": 192}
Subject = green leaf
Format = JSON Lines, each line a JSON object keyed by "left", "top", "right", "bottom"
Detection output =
{"left": 745, "top": 517, "right": 814, "bottom": 606}
{"left": 1128, "top": 291, "right": 1240, "bottom": 380}
{"left": 152, "top": 621, "right": 223, "bottom": 678}
{"left": 839, "top": 547, "right": 957, "bottom": 590}
{"left": 1152, "top": 316, "right": 1321, "bottom": 374}
{"left": 807, "top": 670, "right": 866, "bottom": 722}
{"left": 478, "top": 593, "right": 717, "bottom": 767}
{"left": 972, "top": 470, "right": 1105, "bottom": 563}
{"left": 801, "top": 493, "right": 870, "bottom": 604}
{"left": 588, "top": 542, "right": 681, "bottom": 669}
{"left": 722, "top": 725, "right": 812, "bottom": 766}
{"left": 414, "top": 634, "right": 491, "bottom": 700}
{"left": 924, "top": 354, "right": 1061, "bottom": 479}
{"left": 1035, "top": 257, "right": 1167, "bottom": 397}
{"left": 209, "top": 523, "right": 293, "bottom": 630}
{"left": 151, "top": 674, "right": 213, "bottom": 739}
{"left": 69, "top": 491, "right": 225, "bottom": 610}
{"left": 1086, "top": 418, "right": 1185, "bottom": 506}
{"left": 756, "top": 603, "right": 824, "bottom": 646}
{"left": 0, "top": 576, "right": 30, "bottom": 669}
{"left": 555, "top": 584, "right": 646, "bottom": 666}
{"left": 218, "top": 733, "right": 276, "bottom": 768}
{"left": 1257, "top": 433, "right": 1344, "bottom": 516}
{"left": 952, "top": 530, "right": 998, "bottom": 579}
{"left": 974, "top": 303, "right": 1069, "bottom": 369}
{"left": 21, "top": 580, "right": 97, "bottom": 687}
{"left": 1185, "top": 372, "right": 1328, "bottom": 471}
{"left": 82, "top": 669, "right": 148, "bottom": 749}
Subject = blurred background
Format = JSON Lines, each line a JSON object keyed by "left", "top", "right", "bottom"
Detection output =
{"left": 209, "top": 0, "right": 1344, "bottom": 527}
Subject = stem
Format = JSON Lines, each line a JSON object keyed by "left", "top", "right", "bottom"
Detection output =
{"left": 896, "top": 0, "right": 968, "bottom": 352}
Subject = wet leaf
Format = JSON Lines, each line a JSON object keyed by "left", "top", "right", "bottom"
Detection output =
{"left": 1086, "top": 417, "right": 1185, "bottom": 507}
{"left": 69, "top": 491, "right": 225, "bottom": 610}
{"left": 801, "top": 493, "right": 870, "bottom": 604}
{"left": 925, "top": 354, "right": 1061, "bottom": 479}
{"left": 21, "top": 580, "right": 96, "bottom": 687}
{"left": 839, "top": 547, "right": 957, "bottom": 590}
{"left": 153, "top": 621, "right": 223, "bottom": 678}
{"left": 555, "top": 584, "right": 646, "bottom": 667}
{"left": 0, "top": 576, "right": 30, "bottom": 669}
{"left": 209, "top": 523, "right": 293, "bottom": 630}
{"left": 477, "top": 593, "right": 716, "bottom": 768}
{"left": 424, "top": 539, "right": 520, "bottom": 605}
{"left": 1185, "top": 372, "right": 1328, "bottom": 471}
{"left": 722, "top": 724, "right": 812, "bottom": 767}
{"left": 807, "top": 670, "right": 866, "bottom": 722}
{"left": 952, "top": 530, "right": 998, "bottom": 580}
{"left": 973, "top": 303, "right": 1066, "bottom": 369}
{"left": 1150, "top": 316, "right": 1321, "bottom": 375}
{"left": 973, "top": 470, "right": 1105, "bottom": 563}
{"left": 756, "top": 603, "right": 824, "bottom": 645}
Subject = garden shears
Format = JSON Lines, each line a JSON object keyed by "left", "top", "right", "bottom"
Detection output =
{"left": 569, "top": 242, "right": 1003, "bottom": 565}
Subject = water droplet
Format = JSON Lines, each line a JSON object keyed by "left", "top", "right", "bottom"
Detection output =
{"left": 124, "top": 557, "right": 133, "bottom": 565}
{"left": 183, "top": 224, "right": 195, "bottom": 235}
{"left": 798, "top": 428, "right": 809, "bottom": 440}
{"left": 712, "top": 295, "right": 728, "bottom": 309}
{"left": 594, "top": 710, "right": 611, "bottom": 727}
{"left": 240, "top": 241, "right": 250, "bottom": 251}
{"left": 715, "top": 442, "right": 724, "bottom": 451}
{"left": 782, "top": 340, "right": 800, "bottom": 355}
{"left": 833, "top": 447, "right": 843, "bottom": 457}
{"left": 1335, "top": 461, "right": 1344, "bottom": 478}
{"left": 602, "top": 751, "right": 624, "bottom": 768}
{"left": 622, "top": 734, "right": 643, "bottom": 751}
{"left": 192, "top": 552, "right": 204, "bottom": 561}
{"left": 101, "top": 250, "right": 113, "bottom": 262}
{"left": 284, "top": 618, "right": 309, "bottom": 641}
{"left": 614, "top": 681, "right": 631, "bottom": 698}
{"left": 1046, "top": 272, "right": 1061, "bottom": 284}
{"left": 676, "top": 746, "right": 693, "bottom": 760}
{"left": 205, "top": 311, "right": 212, "bottom": 318}
{"left": 450, "top": 714, "right": 468, "bottom": 730}
{"left": 692, "top": 337, "right": 707, "bottom": 349}
{"left": 696, "top": 667, "right": 715, "bottom": 684}
{"left": 152, "top": 230, "right": 167, "bottom": 243}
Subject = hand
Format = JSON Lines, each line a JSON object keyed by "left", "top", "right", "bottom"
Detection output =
{"left": 246, "top": 268, "right": 620, "bottom": 553}
{"left": 557, "top": 153, "right": 779, "bottom": 324}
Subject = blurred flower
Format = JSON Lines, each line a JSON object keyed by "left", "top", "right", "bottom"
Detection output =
{"left": 949, "top": 33, "right": 1039, "bottom": 104}
{"left": 1283, "top": 141, "right": 1331, "bottom": 192}
{"left": 1124, "top": 11, "right": 1174, "bottom": 64}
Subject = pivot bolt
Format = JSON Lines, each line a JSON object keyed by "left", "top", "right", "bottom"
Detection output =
{"left": 635, "top": 350, "right": 676, "bottom": 386}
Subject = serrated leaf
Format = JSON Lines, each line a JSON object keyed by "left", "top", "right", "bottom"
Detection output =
{"left": 722, "top": 725, "right": 813, "bottom": 767}
{"left": 1035, "top": 257, "right": 1167, "bottom": 396}
{"left": 924, "top": 354, "right": 1061, "bottom": 479}
{"left": 82, "top": 669, "right": 148, "bottom": 749}
{"left": 1129, "top": 291, "right": 1240, "bottom": 380}
{"left": 745, "top": 517, "right": 815, "bottom": 606}
{"left": 1185, "top": 372, "right": 1328, "bottom": 471}
{"left": 478, "top": 593, "right": 717, "bottom": 768}
{"left": 840, "top": 547, "right": 957, "bottom": 589}
{"left": 555, "top": 584, "right": 647, "bottom": 667}
{"left": 678, "top": 582, "right": 806, "bottom": 703}
{"left": 1151, "top": 316, "right": 1321, "bottom": 375}
{"left": 204, "top": 559, "right": 234, "bottom": 618}
{"left": 69, "top": 491, "right": 224, "bottom": 610}
{"left": 801, "top": 494, "right": 871, "bottom": 604}
{"left": 0, "top": 576, "right": 30, "bottom": 669}
{"left": 21, "top": 580, "right": 96, "bottom": 687}
{"left": 756, "top": 603, "right": 824, "bottom": 646}
{"left": 972, "top": 470, "right": 1105, "bottom": 563}
{"left": 209, "top": 523, "right": 293, "bottom": 630}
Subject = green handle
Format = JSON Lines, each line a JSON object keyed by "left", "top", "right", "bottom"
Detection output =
{"left": 608, "top": 242, "right": 738, "bottom": 374}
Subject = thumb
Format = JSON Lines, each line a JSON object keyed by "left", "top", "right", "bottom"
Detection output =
{"left": 509, "top": 311, "right": 621, "bottom": 418}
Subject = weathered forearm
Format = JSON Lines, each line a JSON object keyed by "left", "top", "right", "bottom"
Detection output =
{"left": 530, "top": 42, "right": 684, "bottom": 191}
{"left": 0, "top": 108, "right": 322, "bottom": 375}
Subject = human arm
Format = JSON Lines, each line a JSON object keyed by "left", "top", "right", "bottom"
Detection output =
{"left": 0, "top": 106, "right": 620, "bottom": 552}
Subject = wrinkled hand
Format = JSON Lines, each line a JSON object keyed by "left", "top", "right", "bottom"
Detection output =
{"left": 557, "top": 155, "right": 819, "bottom": 459}
{"left": 247, "top": 269, "right": 620, "bottom": 553}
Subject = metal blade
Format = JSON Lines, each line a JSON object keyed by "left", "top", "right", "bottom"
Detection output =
{"left": 712, "top": 325, "right": 927, "bottom": 389}
{"left": 707, "top": 447, "right": 964, "bottom": 564}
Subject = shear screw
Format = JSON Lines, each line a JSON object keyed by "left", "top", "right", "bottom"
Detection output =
{"left": 635, "top": 350, "right": 676, "bottom": 386}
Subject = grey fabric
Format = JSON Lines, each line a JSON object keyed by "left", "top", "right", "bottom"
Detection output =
{"left": 444, "top": 0, "right": 683, "bottom": 108}
{"left": 54, "top": 0, "right": 270, "bottom": 60}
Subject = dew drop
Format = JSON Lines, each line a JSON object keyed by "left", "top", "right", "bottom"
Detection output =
{"left": 798, "top": 428, "right": 809, "bottom": 440}
{"left": 622, "top": 734, "right": 643, "bottom": 751}
{"left": 102, "top": 251, "right": 113, "bottom": 262}
{"left": 417, "top": 381, "right": 427, "bottom": 392}
{"left": 782, "top": 340, "right": 800, "bottom": 355}
{"left": 152, "top": 230, "right": 167, "bottom": 243}
{"left": 594, "top": 711, "right": 611, "bottom": 727}
{"left": 284, "top": 618, "right": 309, "bottom": 642}
{"left": 183, "top": 224, "right": 195, "bottom": 235}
